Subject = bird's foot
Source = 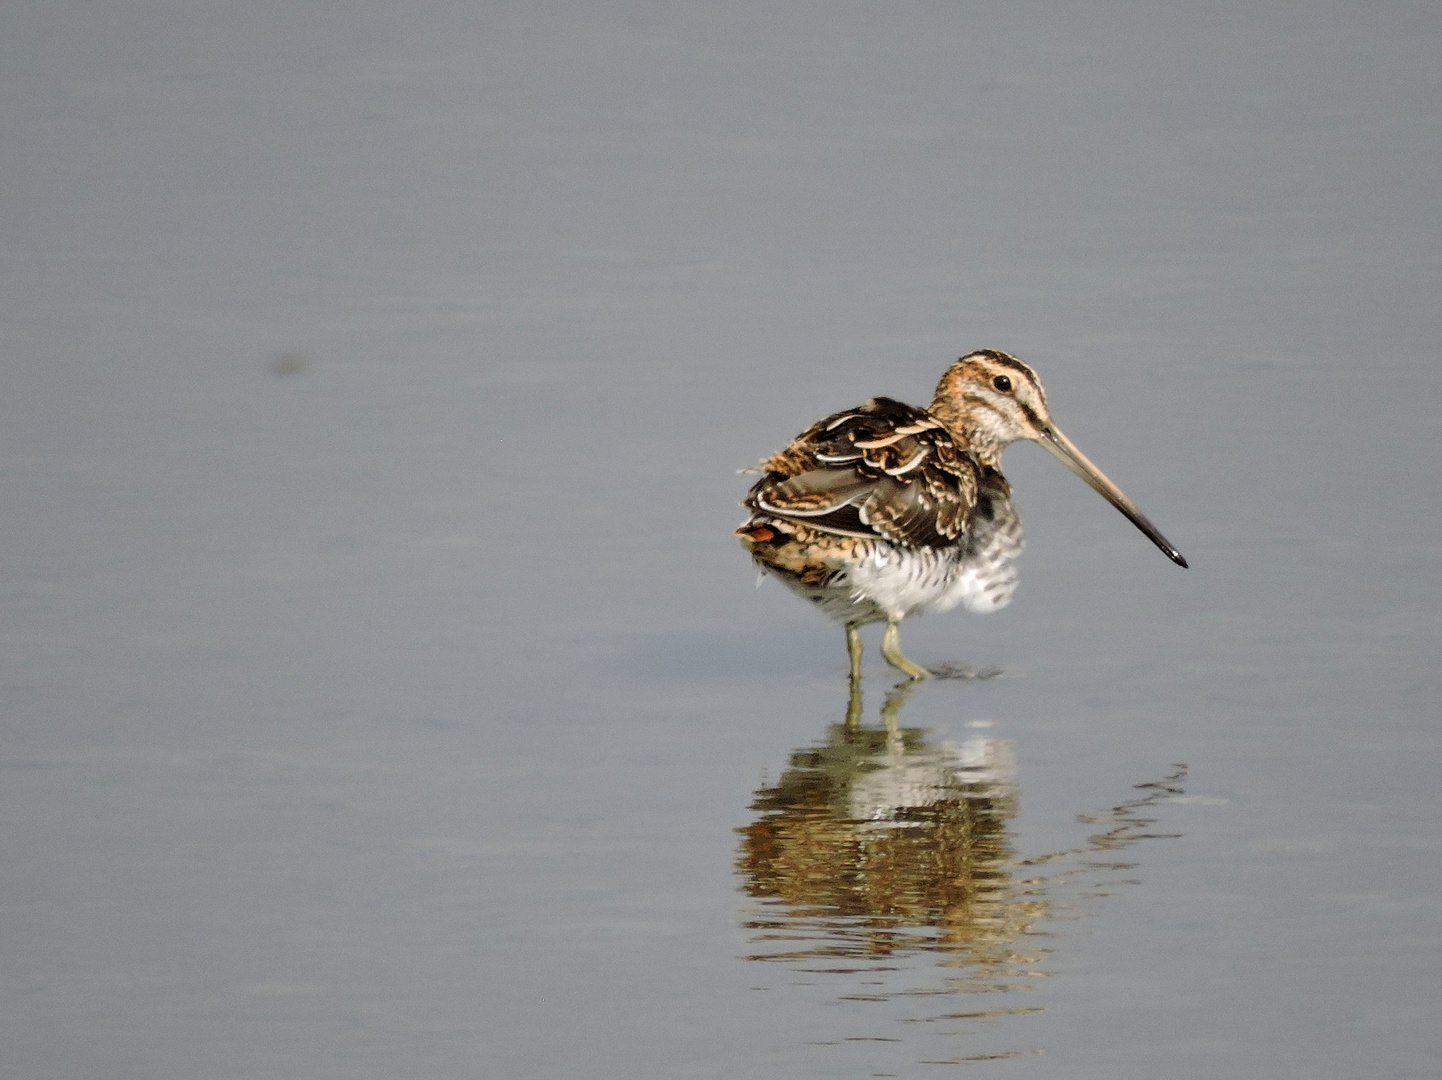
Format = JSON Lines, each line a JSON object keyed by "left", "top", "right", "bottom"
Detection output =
{"left": 880, "top": 620, "right": 933, "bottom": 681}
{"left": 887, "top": 656, "right": 934, "bottom": 681}
{"left": 879, "top": 621, "right": 1001, "bottom": 681}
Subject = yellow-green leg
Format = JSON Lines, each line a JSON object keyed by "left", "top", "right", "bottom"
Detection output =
{"left": 880, "top": 620, "right": 931, "bottom": 680}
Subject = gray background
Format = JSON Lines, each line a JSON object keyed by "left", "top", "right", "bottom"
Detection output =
{"left": 1, "top": 1, "right": 1439, "bottom": 1077}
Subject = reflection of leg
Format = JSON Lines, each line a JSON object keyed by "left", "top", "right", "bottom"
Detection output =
{"left": 845, "top": 679, "right": 864, "bottom": 729}
{"left": 846, "top": 623, "right": 863, "bottom": 685}
{"left": 880, "top": 621, "right": 930, "bottom": 680}
{"left": 880, "top": 680, "right": 920, "bottom": 739}
{"left": 845, "top": 624, "right": 864, "bottom": 728}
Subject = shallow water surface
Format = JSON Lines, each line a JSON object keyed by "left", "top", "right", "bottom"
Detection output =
{"left": 1, "top": 2, "right": 1440, "bottom": 1078}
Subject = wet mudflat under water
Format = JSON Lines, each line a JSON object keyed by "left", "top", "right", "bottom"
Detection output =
{"left": 2, "top": 2, "right": 1440, "bottom": 1077}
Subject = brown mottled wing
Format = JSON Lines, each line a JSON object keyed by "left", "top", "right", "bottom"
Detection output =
{"left": 745, "top": 397, "right": 984, "bottom": 548}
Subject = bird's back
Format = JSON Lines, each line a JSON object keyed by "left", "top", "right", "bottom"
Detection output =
{"left": 738, "top": 397, "right": 1025, "bottom": 621}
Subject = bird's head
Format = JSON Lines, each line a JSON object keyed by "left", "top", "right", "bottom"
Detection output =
{"left": 931, "top": 350, "right": 1188, "bottom": 568}
{"left": 930, "top": 350, "right": 1055, "bottom": 455}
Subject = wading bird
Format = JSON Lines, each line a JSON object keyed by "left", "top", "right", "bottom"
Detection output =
{"left": 737, "top": 351, "right": 1187, "bottom": 681}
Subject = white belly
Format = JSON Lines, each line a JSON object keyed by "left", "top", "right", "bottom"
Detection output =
{"left": 770, "top": 535, "right": 1022, "bottom": 625}
{"left": 759, "top": 495, "right": 1025, "bottom": 625}
{"left": 846, "top": 541, "right": 1019, "bottom": 620}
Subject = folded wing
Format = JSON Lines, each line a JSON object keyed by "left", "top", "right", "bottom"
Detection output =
{"left": 745, "top": 397, "right": 992, "bottom": 548}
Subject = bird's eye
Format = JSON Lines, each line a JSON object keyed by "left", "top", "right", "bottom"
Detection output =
{"left": 992, "top": 375, "right": 1013, "bottom": 392}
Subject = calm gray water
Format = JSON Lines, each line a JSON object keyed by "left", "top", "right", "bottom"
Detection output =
{"left": 2, "top": 2, "right": 1439, "bottom": 1077}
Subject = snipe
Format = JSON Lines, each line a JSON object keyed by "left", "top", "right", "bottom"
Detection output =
{"left": 737, "top": 350, "right": 1187, "bottom": 681}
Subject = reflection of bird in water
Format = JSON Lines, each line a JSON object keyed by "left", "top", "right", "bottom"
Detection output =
{"left": 736, "top": 680, "right": 1187, "bottom": 996}
{"left": 737, "top": 351, "right": 1187, "bottom": 680}
{"left": 737, "top": 683, "right": 1032, "bottom": 976}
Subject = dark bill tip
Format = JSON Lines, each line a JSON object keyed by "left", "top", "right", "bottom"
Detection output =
{"left": 1122, "top": 506, "right": 1189, "bottom": 569}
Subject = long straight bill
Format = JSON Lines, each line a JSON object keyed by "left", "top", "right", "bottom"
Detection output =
{"left": 1039, "top": 425, "right": 1188, "bottom": 568}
